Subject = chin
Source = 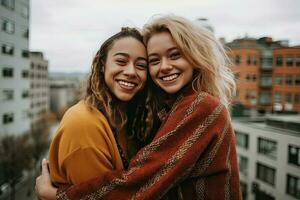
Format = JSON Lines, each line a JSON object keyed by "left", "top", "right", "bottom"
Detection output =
{"left": 161, "top": 86, "right": 181, "bottom": 94}
{"left": 116, "top": 94, "right": 135, "bottom": 102}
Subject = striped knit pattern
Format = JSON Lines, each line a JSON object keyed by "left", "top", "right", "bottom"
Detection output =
{"left": 57, "top": 89, "right": 241, "bottom": 200}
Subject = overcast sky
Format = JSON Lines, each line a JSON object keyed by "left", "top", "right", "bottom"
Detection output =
{"left": 30, "top": 0, "right": 300, "bottom": 73}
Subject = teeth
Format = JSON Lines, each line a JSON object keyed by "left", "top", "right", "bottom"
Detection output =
{"left": 162, "top": 74, "right": 179, "bottom": 81}
{"left": 119, "top": 80, "right": 135, "bottom": 87}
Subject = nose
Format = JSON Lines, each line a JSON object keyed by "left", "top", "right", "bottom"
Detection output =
{"left": 123, "top": 63, "right": 137, "bottom": 77}
{"left": 160, "top": 58, "right": 173, "bottom": 73}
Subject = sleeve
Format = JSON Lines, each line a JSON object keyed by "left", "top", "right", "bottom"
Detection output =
{"left": 49, "top": 106, "right": 118, "bottom": 185}
{"left": 57, "top": 93, "right": 229, "bottom": 200}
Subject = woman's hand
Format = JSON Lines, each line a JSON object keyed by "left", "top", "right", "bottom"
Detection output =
{"left": 35, "top": 159, "right": 57, "bottom": 200}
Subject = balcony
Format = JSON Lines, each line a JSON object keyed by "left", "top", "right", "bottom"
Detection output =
{"left": 259, "top": 76, "right": 272, "bottom": 88}
{"left": 260, "top": 57, "right": 273, "bottom": 71}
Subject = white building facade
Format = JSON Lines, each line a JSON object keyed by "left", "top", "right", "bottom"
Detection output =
{"left": 29, "top": 52, "right": 49, "bottom": 131}
{"left": 49, "top": 72, "right": 87, "bottom": 115}
{"left": 0, "top": 0, "right": 30, "bottom": 135}
{"left": 233, "top": 116, "right": 300, "bottom": 200}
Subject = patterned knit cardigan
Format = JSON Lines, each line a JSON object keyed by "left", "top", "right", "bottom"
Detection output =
{"left": 57, "top": 88, "right": 241, "bottom": 200}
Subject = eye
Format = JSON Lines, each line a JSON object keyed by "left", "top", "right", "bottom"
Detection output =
{"left": 116, "top": 59, "right": 127, "bottom": 66}
{"left": 136, "top": 62, "right": 147, "bottom": 70}
{"left": 149, "top": 58, "right": 160, "bottom": 66}
{"left": 170, "top": 51, "right": 181, "bottom": 60}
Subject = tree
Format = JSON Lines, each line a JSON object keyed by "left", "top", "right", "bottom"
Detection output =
{"left": 30, "top": 125, "right": 50, "bottom": 169}
{"left": 0, "top": 134, "right": 32, "bottom": 200}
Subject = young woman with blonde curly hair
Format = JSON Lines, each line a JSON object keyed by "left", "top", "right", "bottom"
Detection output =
{"left": 36, "top": 15, "right": 241, "bottom": 200}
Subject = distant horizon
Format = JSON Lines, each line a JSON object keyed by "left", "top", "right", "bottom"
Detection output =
{"left": 45, "top": 34, "right": 300, "bottom": 73}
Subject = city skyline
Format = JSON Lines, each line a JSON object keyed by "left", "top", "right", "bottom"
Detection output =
{"left": 30, "top": 0, "right": 300, "bottom": 72}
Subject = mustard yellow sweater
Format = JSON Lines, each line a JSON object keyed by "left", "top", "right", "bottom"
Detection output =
{"left": 48, "top": 101, "right": 124, "bottom": 186}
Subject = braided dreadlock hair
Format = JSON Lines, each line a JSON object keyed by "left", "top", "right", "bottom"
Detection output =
{"left": 85, "top": 27, "right": 156, "bottom": 145}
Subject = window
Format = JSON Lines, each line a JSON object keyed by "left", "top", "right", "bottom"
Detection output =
{"left": 296, "top": 56, "right": 300, "bottom": 66}
{"left": 258, "top": 137, "right": 277, "bottom": 159}
{"left": 2, "top": 67, "right": 13, "bottom": 77}
{"left": 22, "top": 50, "right": 29, "bottom": 58}
{"left": 253, "top": 55, "right": 257, "bottom": 65}
{"left": 256, "top": 162, "right": 276, "bottom": 186}
{"left": 2, "top": 113, "right": 14, "bottom": 124}
{"left": 247, "top": 55, "right": 251, "bottom": 65}
{"left": 261, "top": 57, "right": 273, "bottom": 69}
{"left": 246, "top": 74, "right": 251, "bottom": 81}
{"left": 286, "top": 55, "right": 293, "bottom": 66}
{"left": 235, "top": 55, "right": 240, "bottom": 65}
{"left": 285, "top": 75, "right": 293, "bottom": 85}
{"left": 288, "top": 145, "right": 300, "bottom": 166}
{"left": 2, "top": 19, "right": 15, "bottom": 34}
{"left": 21, "top": 5, "right": 29, "bottom": 18}
{"left": 274, "top": 93, "right": 281, "bottom": 103}
{"left": 274, "top": 75, "right": 282, "bottom": 85}
{"left": 240, "top": 182, "right": 248, "bottom": 200}
{"left": 259, "top": 92, "right": 272, "bottom": 104}
{"left": 295, "top": 94, "right": 300, "bottom": 104}
{"left": 295, "top": 75, "right": 300, "bottom": 85}
{"left": 285, "top": 93, "right": 292, "bottom": 104}
{"left": 1, "top": 89, "right": 13, "bottom": 101}
{"left": 238, "top": 155, "right": 248, "bottom": 176}
{"left": 260, "top": 75, "right": 272, "bottom": 87}
{"left": 235, "top": 131, "right": 249, "bottom": 149}
{"left": 286, "top": 174, "right": 300, "bottom": 199}
{"left": 1, "top": 43, "right": 14, "bottom": 55}
{"left": 23, "top": 29, "right": 29, "bottom": 38}
{"left": 22, "top": 70, "right": 29, "bottom": 78}
{"left": 276, "top": 56, "right": 283, "bottom": 66}
{"left": 1, "top": 0, "right": 15, "bottom": 10}
{"left": 22, "top": 90, "right": 29, "bottom": 98}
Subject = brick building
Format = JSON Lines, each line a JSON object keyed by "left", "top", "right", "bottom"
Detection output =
{"left": 227, "top": 37, "right": 300, "bottom": 114}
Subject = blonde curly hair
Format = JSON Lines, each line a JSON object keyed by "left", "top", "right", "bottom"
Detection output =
{"left": 143, "top": 15, "right": 236, "bottom": 108}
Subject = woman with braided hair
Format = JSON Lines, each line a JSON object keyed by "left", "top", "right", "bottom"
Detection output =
{"left": 40, "top": 27, "right": 158, "bottom": 195}
{"left": 36, "top": 15, "right": 241, "bottom": 200}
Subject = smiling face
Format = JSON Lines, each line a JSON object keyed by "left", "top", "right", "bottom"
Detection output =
{"left": 147, "top": 32, "right": 194, "bottom": 94}
{"left": 104, "top": 37, "right": 147, "bottom": 101}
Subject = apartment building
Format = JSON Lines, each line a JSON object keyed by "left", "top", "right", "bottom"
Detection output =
{"left": 29, "top": 51, "right": 49, "bottom": 131}
{"left": 0, "top": 0, "right": 30, "bottom": 135}
{"left": 233, "top": 116, "right": 300, "bottom": 200}
{"left": 49, "top": 72, "right": 87, "bottom": 115}
{"left": 227, "top": 37, "right": 300, "bottom": 114}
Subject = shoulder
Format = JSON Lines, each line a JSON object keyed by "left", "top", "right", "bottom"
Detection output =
{"left": 62, "top": 100, "right": 108, "bottom": 127}
{"left": 57, "top": 101, "right": 112, "bottom": 142}
{"left": 180, "top": 89, "right": 223, "bottom": 114}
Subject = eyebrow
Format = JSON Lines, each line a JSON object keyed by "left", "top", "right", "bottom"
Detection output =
{"left": 148, "top": 47, "right": 178, "bottom": 57}
{"left": 114, "top": 52, "right": 147, "bottom": 62}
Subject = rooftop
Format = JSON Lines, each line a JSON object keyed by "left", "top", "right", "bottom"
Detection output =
{"left": 232, "top": 114, "right": 300, "bottom": 137}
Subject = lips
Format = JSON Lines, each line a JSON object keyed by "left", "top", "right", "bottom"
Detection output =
{"left": 160, "top": 73, "right": 180, "bottom": 81}
{"left": 117, "top": 80, "right": 138, "bottom": 90}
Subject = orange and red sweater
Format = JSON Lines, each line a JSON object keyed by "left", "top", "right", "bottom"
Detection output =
{"left": 57, "top": 88, "right": 241, "bottom": 200}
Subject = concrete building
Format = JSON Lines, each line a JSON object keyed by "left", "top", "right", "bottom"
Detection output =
{"left": 227, "top": 37, "right": 300, "bottom": 114}
{"left": 29, "top": 52, "right": 49, "bottom": 131}
{"left": 0, "top": 0, "right": 30, "bottom": 135}
{"left": 49, "top": 72, "right": 87, "bottom": 115}
{"left": 233, "top": 115, "right": 300, "bottom": 200}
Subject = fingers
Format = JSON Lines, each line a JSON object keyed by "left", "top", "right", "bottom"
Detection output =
{"left": 41, "top": 158, "right": 50, "bottom": 176}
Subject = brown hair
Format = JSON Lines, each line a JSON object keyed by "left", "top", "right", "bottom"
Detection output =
{"left": 85, "top": 27, "right": 155, "bottom": 143}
